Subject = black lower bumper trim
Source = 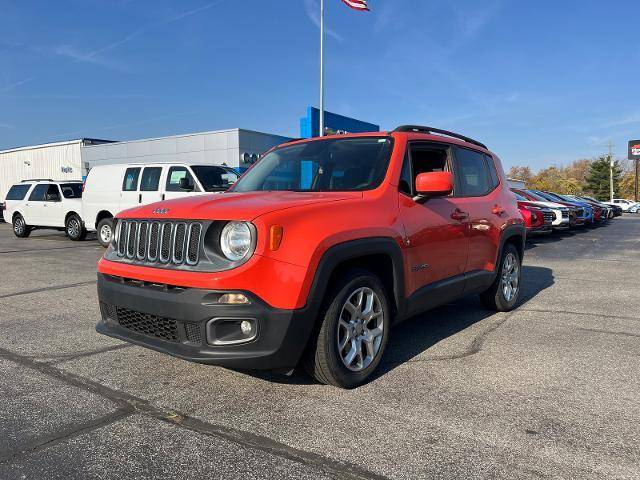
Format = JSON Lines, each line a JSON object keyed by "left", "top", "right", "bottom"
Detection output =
{"left": 96, "top": 273, "right": 318, "bottom": 370}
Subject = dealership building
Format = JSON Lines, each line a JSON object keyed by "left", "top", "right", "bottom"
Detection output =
{"left": 0, "top": 108, "right": 379, "bottom": 199}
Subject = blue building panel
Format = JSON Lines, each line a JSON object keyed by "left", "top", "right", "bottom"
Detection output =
{"left": 300, "top": 107, "right": 379, "bottom": 138}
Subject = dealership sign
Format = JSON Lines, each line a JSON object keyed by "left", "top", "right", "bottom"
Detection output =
{"left": 629, "top": 140, "right": 640, "bottom": 160}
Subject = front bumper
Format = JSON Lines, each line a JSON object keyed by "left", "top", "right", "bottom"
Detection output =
{"left": 96, "top": 273, "right": 316, "bottom": 370}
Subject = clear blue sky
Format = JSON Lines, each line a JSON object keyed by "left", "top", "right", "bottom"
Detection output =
{"left": 1, "top": 0, "right": 638, "bottom": 170}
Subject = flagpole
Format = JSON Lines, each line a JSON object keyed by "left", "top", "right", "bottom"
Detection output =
{"left": 319, "top": 0, "right": 325, "bottom": 137}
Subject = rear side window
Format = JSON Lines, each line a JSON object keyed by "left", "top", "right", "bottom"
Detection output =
{"left": 122, "top": 168, "right": 141, "bottom": 191}
{"left": 60, "top": 183, "right": 82, "bottom": 198}
{"left": 28, "top": 184, "right": 50, "bottom": 201}
{"left": 5, "top": 184, "right": 31, "bottom": 200}
{"left": 455, "top": 147, "right": 492, "bottom": 197}
{"left": 485, "top": 155, "right": 500, "bottom": 189}
{"left": 140, "top": 167, "right": 162, "bottom": 192}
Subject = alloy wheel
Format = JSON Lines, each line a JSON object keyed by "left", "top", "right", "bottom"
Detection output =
{"left": 68, "top": 219, "right": 80, "bottom": 238}
{"left": 336, "top": 287, "right": 384, "bottom": 372}
{"left": 14, "top": 217, "right": 24, "bottom": 235}
{"left": 501, "top": 252, "right": 520, "bottom": 302}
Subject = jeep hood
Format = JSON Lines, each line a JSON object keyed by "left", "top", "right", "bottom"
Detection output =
{"left": 117, "top": 191, "right": 363, "bottom": 221}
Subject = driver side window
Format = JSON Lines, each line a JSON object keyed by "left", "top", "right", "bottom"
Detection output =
{"left": 166, "top": 167, "right": 197, "bottom": 192}
{"left": 399, "top": 144, "right": 451, "bottom": 197}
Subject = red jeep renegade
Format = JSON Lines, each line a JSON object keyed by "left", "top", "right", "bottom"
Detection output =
{"left": 96, "top": 126, "right": 525, "bottom": 388}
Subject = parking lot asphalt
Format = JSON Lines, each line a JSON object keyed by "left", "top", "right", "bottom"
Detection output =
{"left": 1, "top": 217, "right": 639, "bottom": 480}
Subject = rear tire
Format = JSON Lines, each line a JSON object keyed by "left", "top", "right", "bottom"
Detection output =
{"left": 12, "top": 214, "right": 31, "bottom": 238}
{"left": 96, "top": 218, "right": 113, "bottom": 248}
{"left": 66, "top": 214, "right": 87, "bottom": 241}
{"left": 480, "top": 243, "right": 521, "bottom": 312}
{"left": 304, "top": 269, "right": 390, "bottom": 389}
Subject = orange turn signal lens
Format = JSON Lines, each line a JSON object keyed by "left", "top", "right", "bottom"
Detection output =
{"left": 269, "top": 225, "right": 283, "bottom": 251}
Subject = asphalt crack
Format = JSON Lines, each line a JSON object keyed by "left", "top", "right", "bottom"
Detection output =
{"left": 0, "top": 281, "right": 97, "bottom": 299}
{"left": 577, "top": 327, "right": 640, "bottom": 339}
{"left": 0, "top": 408, "right": 133, "bottom": 463}
{"left": 518, "top": 308, "right": 640, "bottom": 323}
{"left": 0, "top": 245, "right": 99, "bottom": 254}
{"left": 0, "top": 346, "right": 391, "bottom": 480}
{"left": 45, "top": 344, "right": 133, "bottom": 365}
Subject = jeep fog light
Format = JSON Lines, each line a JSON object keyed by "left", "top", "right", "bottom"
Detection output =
{"left": 218, "top": 293, "right": 250, "bottom": 305}
{"left": 240, "top": 320, "right": 253, "bottom": 335}
{"left": 206, "top": 318, "right": 258, "bottom": 345}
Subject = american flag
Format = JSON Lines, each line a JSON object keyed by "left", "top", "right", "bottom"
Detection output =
{"left": 340, "top": 0, "right": 369, "bottom": 11}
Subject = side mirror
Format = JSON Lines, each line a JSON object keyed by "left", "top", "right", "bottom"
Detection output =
{"left": 415, "top": 172, "right": 454, "bottom": 197}
{"left": 179, "top": 177, "right": 194, "bottom": 191}
{"left": 46, "top": 193, "right": 61, "bottom": 202}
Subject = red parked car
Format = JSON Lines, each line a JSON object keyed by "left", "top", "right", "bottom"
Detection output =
{"left": 513, "top": 192, "right": 553, "bottom": 234}
{"left": 96, "top": 125, "right": 525, "bottom": 388}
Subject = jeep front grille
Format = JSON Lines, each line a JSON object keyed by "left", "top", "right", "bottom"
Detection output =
{"left": 115, "top": 220, "right": 203, "bottom": 267}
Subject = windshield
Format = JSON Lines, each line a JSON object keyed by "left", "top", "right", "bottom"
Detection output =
{"left": 60, "top": 183, "right": 82, "bottom": 198}
{"left": 231, "top": 137, "right": 393, "bottom": 192}
{"left": 513, "top": 191, "right": 527, "bottom": 201}
{"left": 531, "top": 190, "right": 562, "bottom": 202}
{"left": 191, "top": 166, "right": 239, "bottom": 192}
{"left": 520, "top": 189, "right": 545, "bottom": 202}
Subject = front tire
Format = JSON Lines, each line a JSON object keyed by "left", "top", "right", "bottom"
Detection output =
{"left": 66, "top": 214, "right": 87, "bottom": 241}
{"left": 304, "top": 269, "right": 390, "bottom": 388}
{"left": 12, "top": 214, "right": 31, "bottom": 238}
{"left": 480, "top": 243, "right": 522, "bottom": 312}
{"left": 96, "top": 218, "right": 113, "bottom": 248}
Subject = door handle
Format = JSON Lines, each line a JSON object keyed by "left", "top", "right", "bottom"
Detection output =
{"left": 138, "top": 194, "right": 142, "bottom": 203}
{"left": 161, "top": 194, "right": 165, "bottom": 201}
{"left": 451, "top": 209, "right": 469, "bottom": 221}
{"left": 492, "top": 205, "right": 505, "bottom": 215}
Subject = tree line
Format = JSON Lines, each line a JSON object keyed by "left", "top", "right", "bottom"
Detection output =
{"left": 507, "top": 155, "right": 637, "bottom": 201}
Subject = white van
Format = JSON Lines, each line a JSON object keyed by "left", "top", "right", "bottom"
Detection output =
{"left": 82, "top": 163, "right": 239, "bottom": 247}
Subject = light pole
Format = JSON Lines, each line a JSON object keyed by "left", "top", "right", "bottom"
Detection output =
{"left": 319, "top": 0, "right": 325, "bottom": 137}
{"left": 607, "top": 140, "right": 614, "bottom": 202}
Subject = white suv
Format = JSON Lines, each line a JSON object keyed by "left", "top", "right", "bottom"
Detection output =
{"left": 3, "top": 180, "right": 86, "bottom": 240}
{"left": 606, "top": 199, "right": 638, "bottom": 212}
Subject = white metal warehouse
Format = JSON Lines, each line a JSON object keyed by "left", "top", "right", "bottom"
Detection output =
{"left": 82, "top": 128, "right": 291, "bottom": 172}
{"left": 0, "top": 139, "right": 111, "bottom": 199}
{"left": 1, "top": 128, "right": 290, "bottom": 200}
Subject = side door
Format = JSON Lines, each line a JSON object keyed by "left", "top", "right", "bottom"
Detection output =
{"left": 25, "top": 184, "right": 50, "bottom": 225}
{"left": 451, "top": 147, "right": 502, "bottom": 274}
{"left": 119, "top": 167, "right": 141, "bottom": 212}
{"left": 398, "top": 142, "right": 469, "bottom": 297}
{"left": 163, "top": 166, "right": 200, "bottom": 200}
{"left": 41, "top": 184, "right": 64, "bottom": 227}
{"left": 139, "top": 166, "right": 163, "bottom": 205}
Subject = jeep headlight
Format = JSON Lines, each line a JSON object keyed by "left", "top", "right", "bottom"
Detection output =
{"left": 220, "top": 221, "right": 254, "bottom": 262}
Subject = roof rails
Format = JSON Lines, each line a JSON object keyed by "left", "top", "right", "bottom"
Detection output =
{"left": 393, "top": 125, "right": 488, "bottom": 150}
{"left": 21, "top": 178, "right": 54, "bottom": 183}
